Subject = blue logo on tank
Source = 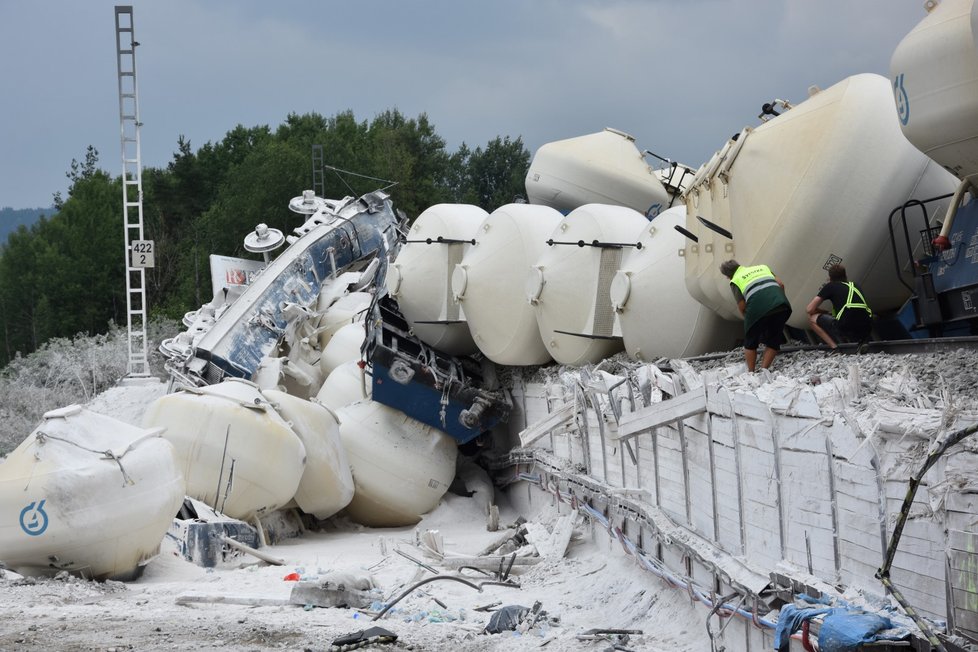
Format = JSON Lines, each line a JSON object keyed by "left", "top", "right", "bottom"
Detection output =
{"left": 894, "top": 73, "right": 910, "bottom": 126}
{"left": 19, "top": 499, "right": 49, "bottom": 536}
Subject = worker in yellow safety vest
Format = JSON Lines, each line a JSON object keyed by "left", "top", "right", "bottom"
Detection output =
{"left": 805, "top": 263, "right": 873, "bottom": 352}
{"left": 720, "top": 259, "right": 793, "bottom": 372}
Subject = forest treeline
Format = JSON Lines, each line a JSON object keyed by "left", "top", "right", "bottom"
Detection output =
{"left": 0, "top": 110, "right": 531, "bottom": 368}
{"left": 0, "top": 207, "right": 52, "bottom": 246}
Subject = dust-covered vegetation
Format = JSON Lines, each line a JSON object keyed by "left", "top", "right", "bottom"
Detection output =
{"left": 0, "top": 318, "right": 178, "bottom": 455}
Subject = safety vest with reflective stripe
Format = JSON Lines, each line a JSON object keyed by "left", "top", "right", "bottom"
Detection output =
{"left": 730, "top": 264, "right": 779, "bottom": 302}
{"left": 835, "top": 282, "right": 872, "bottom": 319}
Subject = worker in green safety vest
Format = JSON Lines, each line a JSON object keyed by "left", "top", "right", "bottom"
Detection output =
{"left": 805, "top": 263, "right": 873, "bottom": 352}
{"left": 719, "top": 259, "right": 793, "bottom": 372}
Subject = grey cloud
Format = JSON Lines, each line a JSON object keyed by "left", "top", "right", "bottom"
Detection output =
{"left": 0, "top": 0, "right": 931, "bottom": 208}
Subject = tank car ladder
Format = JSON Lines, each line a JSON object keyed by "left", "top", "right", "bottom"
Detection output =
{"left": 114, "top": 6, "right": 150, "bottom": 377}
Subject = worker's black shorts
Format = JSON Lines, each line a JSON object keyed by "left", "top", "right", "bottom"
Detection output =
{"left": 744, "top": 308, "right": 791, "bottom": 351}
{"left": 816, "top": 312, "right": 872, "bottom": 343}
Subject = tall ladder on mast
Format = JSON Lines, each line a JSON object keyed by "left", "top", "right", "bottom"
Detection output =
{"left": 114, "top": 6, "right": 150, "bottom": 377}
{"left": 312, "top": 144, "right": 325, "bottom": 197}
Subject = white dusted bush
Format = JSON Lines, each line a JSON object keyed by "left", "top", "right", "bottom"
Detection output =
{"left": 0, "top": 318, "right": 178, "bottom": 455}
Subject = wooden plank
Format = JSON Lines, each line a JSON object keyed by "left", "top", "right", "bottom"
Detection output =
{"left": 683, "top": 413, "right": 710, "bottom": 434}
{"left": 649, "top": 365, "right": 679, "bottom": 397}
{"left": 524, "top": 514, "right": 575, "bottom": 560}
{"left": 948, "top": 529, "right": 978, "bottom": 551}
{"left": 952, "top": 606, "right": 978, "bottom": 635}
{"left": 614, "top": 386, "right": 707, "bottom": 441}
{"left": 706, "top": 384, "right": 731, "bottom": 417}
{"left": 175, "top": 594, "right": 290, "bottom": 607}
{"left": 951, "top": 586, "right": 978, "bottom": 607}
{"left": 946, "top": 491, "right": 978, "bottom": 513}
{"left": 888, "top": 573, "right": 948, "bottom": 603}
{"left": 838, "top": 542, "right": 884, "bottom": 568}
{"left": 737, "top": 420, "right": 777, "bottom": 454}
{"left": 440, "top": 555, "right": 542, "bottom": 570}
{"left": 891, "top": 533, "right": 944, "bottom": 559}
{"left": 519, "top": 400, "right": 576, "bottom": 447}
{"left": 838, "top": 560, "right": 882, "bottom": 586}
{"left": 948, "top": 548, "right": 978, "bottom": 575}
{"left": 730, "top": 392, "right": 770, "bottom": 421}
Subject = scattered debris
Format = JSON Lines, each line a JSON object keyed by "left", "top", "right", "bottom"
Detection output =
{"left": 220, "top": 535, "right": 284, "bottom": 566}
{"left": 576, "top": 628, "right": 644, "bottom": 652}
{"left": 372, "top": 575, "right": 520, "bottom": 621}
{"left": 393, "top": 548, "right": 439, "bottom": 575}
{"left": 289, "top": 572, "right": 380, "bottom": 609}
{"left": 329, "top": 626, "right": 398, "bottom": 652}
{"left": 473, "top": 600, "right": 502, "bottom": 612}
{"left": 174, "top": 594, "right": 290, "bottom": 608}
{"left": 166, "top": 498, "right": 263, "bottom": 569}
{"left": 484, "top": 601, "right": 554, "bottom": 636}
{"left": 484, "top": 604, "right": 531, "bottom": 634}
{"left": 439, "top": 552, "right": 540, "bottom": 574}
{"left": 523, "top": 512, "right": 576, "bottom": 560}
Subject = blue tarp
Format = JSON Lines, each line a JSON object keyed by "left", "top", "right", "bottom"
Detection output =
{"left": 773, "top": 603, "right": 834, "bottom": 651}
{"left": 773, "top": 595, "right": 911, "bottom": 652}
{"left": 817, "top": 611, "right": 907, "bottom": 651}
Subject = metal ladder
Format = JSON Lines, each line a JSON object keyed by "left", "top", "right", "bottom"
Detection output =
{"left": 114, "top": 6, "right": 150, "bottom": 377}
{"left": 312, "top": 144, "right": 325, "bottom": 197}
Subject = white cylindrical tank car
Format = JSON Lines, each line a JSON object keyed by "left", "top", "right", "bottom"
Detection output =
{"left": 0, "top": 406, "right": 184, "bottom": 580}
{"left": 319, "top": 321, "right": 366, "bottom": 378}
{"left": 681, "top": 141, "right": 740, "bottom": 320}
{"left": 262, "top": 389, "right": 354, "bottom": 521}
{"left": 336, "top": 401, "right": 457, "bottom": 527}
{"left": 610, "top": 206, "right": 739, "bottom": 359}
{"left": 682, "top": 73, "right": 958, "bottom": 329}
{"left": 890, "top": 0, "right": 978, "bottom": 180}
{"left": 142, "top": 378, "right": 306, "bottom": 521}
{"left": 528, "top": 204, "right": 649, "bottom": 366}
{"left": 452, "top": 203, "right": 563, "bottom": 365}
{"left": 316, "top": 360, "right": 371, "bottom": 412}
{"left": 316, "top": 291, "right": 372, "bottom": 352}
{"left": 386, "top": 204, "right": 488, "bottom": 355}
{"left": 526, "top": 128, "right": 672, "bottom": 215}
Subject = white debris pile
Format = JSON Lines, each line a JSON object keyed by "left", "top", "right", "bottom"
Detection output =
{"left": 688, "top": 348, "right": 978, "bottom": 412}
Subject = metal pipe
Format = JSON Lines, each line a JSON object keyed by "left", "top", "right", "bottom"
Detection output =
{"left": 824, "top": 436, "right": 842, "bottom": 583}
{"left": 220, "top": 536, "right": 284, "bottom": 566}
{"left": 729, "top": 407, "right": 748, "bottom": 556}
{"left": 708, "top": 412, "right": 720, "bottom": 546}
{"left": 935, "top": 174, "right": 978, "bottom": 245}
{"left": 378, "top": 577, "right": 483, "bottom": 620}
{"left": 770, "top": 416, "right": 787, "bottom": 558}
{"left": 678, "top": 420, "right": 692, "bottom": 525}
{"left": 652, "top": 427, "right": 661, "bottom": 507}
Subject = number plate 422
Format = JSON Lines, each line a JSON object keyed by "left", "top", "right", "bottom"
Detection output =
{"left": 131, "top": 240, "right": 155, "bottom": 268}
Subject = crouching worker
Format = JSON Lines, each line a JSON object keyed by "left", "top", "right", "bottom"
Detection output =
{"left": 720, "top": 260, "right": 792, "bottom": 372}
{"left": 805, "top": 263, "right": 872, "bottom": 351}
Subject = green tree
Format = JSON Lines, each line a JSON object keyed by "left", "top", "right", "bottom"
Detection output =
{"left": 462, "top": 136, "right": 531, "bottom": 210}
{"left": 365, "top": 110, "right": 451, "bottom": 218}
{"left": 53, "top": 144, "right": 101, "bottom": 210}
{"left": 0, "top": 151, "right": 122, "bottom": 366}
{"left": 0, "top": 112, "right": 534, "bottom": 367}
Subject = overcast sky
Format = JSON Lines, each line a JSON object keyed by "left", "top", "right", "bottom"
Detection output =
{"left": 0, "top": 0, "right": 930, "bottom": 209}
